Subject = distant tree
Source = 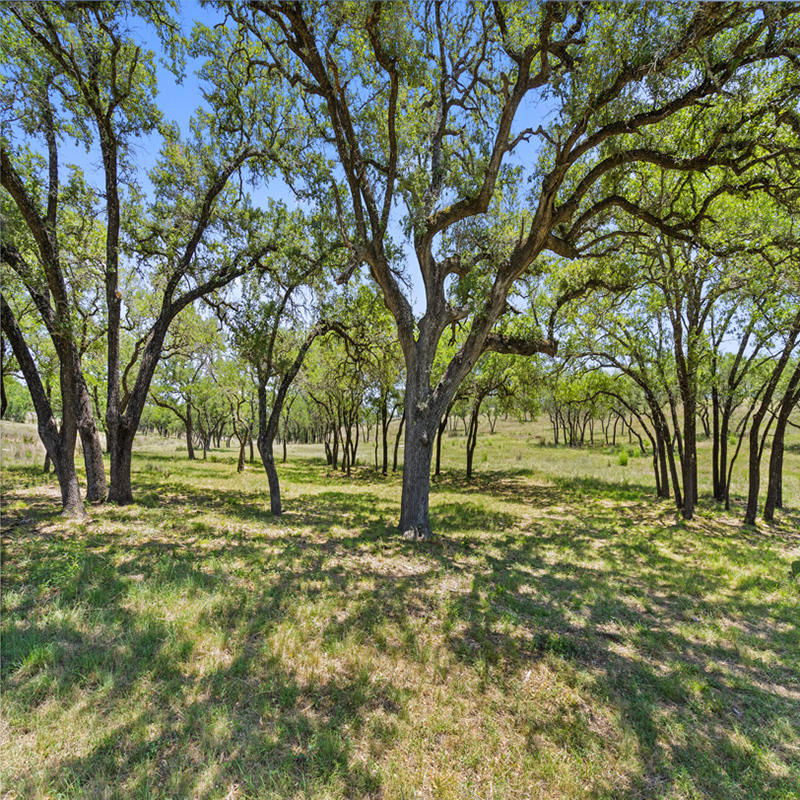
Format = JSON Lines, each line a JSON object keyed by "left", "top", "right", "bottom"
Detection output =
{"left": 464, "top": 354, "right": 512, "bottom": 480}
{"left": 149, "top": 309, "right": 223, "bottom": 460}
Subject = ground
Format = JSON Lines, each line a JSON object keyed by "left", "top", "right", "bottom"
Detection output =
{"left": 1, "top": 419, "right": 799, "bottom": 800}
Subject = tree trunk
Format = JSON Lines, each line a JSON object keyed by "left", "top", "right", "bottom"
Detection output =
{"left": 763, "top": 423, "right": 786, "bottom": 522}
{"left": 435, "top": 411, "right": 448, "bottom": 477}
{"left": 186, "top": 403, "right": 196, "bottom": 460}
{"left": 712, "top": 381, "right": 721, "bottom": 500}
{"left": 257, "top": 325, "right": 323, "bottom": 515}
{"left": 398, "top": 420, "right": 438, "bottom": 540}
{"left": 681, "top": 402, "right": 697, "bottom": 519}
{"left": 331, "top": 428, "right": 340, "bottom": 470}
{"left": 381, "top": 401, "right": 390, "bottom": 475}
{"left": 398, "top": 354, "right": 450, "bottom": 540}
{"left": 764, "top": 362, "right": 800, "bottom": 521}
{"left": 466, "top": 397, "right": 481, "bottom": 480}
{"left": 374, "top": 412, "right": 380, "bottom": 470}
{"left": 107, "top": 423, "right": 135, "bottom": 504}
{"left": 75, "top": 364, "right": 106, "bottom": 502}
{"left": 1, "top": 295, "right": 85, "bottom": 516}
{"left": 745, "top": 313, "right": 800, "bottom": 524}
{"left": 237, "top": 434, "right": 246, "bottom": 472}
{"left": 392, "top": 410, "right": 405, "bottom": 472}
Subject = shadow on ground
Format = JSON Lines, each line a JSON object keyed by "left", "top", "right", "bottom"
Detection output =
{"left": 2, "top": 458, "right": 798, "bottom": 799}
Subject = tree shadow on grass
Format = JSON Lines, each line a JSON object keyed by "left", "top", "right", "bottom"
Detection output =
{"left": 3, "top": 464, "right": 799, "bottom": 799}
{"left": 411, "top": 511, "right": 800, "bottom": 800}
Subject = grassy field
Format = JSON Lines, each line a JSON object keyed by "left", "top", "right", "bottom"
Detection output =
{"left": 2, "top": 418, "right": 799, "bottom": 800}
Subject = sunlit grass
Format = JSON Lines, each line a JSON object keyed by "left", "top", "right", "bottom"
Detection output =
{"left": 2, "top": 417, "right": 799, "bottom": 799}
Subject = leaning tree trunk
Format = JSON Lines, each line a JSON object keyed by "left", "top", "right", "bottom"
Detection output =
{"left": 763, "top": 363, "right": 800, "bottom": 521}
{"left": 465, "top": 397, "right": 481, "bottom": 480}
{"left": 236, "top": 432, "right": 247, "bottom": 472}
{"left": 1, "top": 296, "right": 85, "bottom": 516}
{"left": 258, "top": 325, "right": 326, "bottom": 515}
{"left": 435, "top": 413, "right": 448, "bottom": 477}
{"left": 745, "top": 313, "right": 800, "bottom": 525}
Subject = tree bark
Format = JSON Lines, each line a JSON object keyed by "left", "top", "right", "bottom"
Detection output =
{"left": 764, "top": 361, "right": 800, "bottom": 521}
{"left": 75, "top": 364, "right": 106, "bottom": 502}
{"left": 258, "top": 325, "right": 326, "bottom": 515}
{"left": 398, "top": 403, "right": 438, "bottom": 540}
{"left": 186, "top": 401, "right": 196, "bottom": 460}
{"left": 392, "top": 410, "right": 405, "bottom": 473}
{"left": 745, "top": 310, "right": 800, "bottom": 525}
{"left": 107, "top": 422, "right": 136, "bottom": 504}
{"left": 1, "top": 295, "right": 84, "bottom": 516}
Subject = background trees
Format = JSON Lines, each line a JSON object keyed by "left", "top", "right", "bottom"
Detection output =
{"left": 2, "top": 1, "right": 799, "bottom": 530}
{"left": 220, "top": 1, "right": 800, "bottom": 538}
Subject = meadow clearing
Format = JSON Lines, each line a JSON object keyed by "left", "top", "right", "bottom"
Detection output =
{"left": 2, "top": 418, "right": 799, "bottom": 800}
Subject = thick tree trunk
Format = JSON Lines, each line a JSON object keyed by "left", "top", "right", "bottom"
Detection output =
{"left": 398, "top": 364, "right": 447, "bottom": 540}
{"left": 398, "top": 414, "right": 437, "bottom": 540}
{"left": 107, "top": 423, "right": 135, "bottom": 504}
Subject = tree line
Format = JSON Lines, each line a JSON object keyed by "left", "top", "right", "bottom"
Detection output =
{"left": 2, "top": 2, "right": 799, "bottom": 537}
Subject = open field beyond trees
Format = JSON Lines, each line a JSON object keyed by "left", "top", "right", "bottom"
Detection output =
{"left": 2, "top": 419, "right": 799, "bottom": 800}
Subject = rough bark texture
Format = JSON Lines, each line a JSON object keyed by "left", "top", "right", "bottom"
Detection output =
{"left": 76, "top": 365, "right": 107, "bottom": 502}
{"left": 1, "top": 295, "right": 85, "bottom": 516}
{"left": 107, "top": 423, "right": 136, "bottom": 505}
{"left": 398, "top": 419, "right": 436, "bottom": 540}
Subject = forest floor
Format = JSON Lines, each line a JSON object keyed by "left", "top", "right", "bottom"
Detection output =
{"left": 2, "top": 420, "right": 799, "bottom": 800}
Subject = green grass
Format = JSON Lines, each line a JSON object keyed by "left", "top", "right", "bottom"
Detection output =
{"left": 2, "top": 419, "right": 799, "bottom": 799}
